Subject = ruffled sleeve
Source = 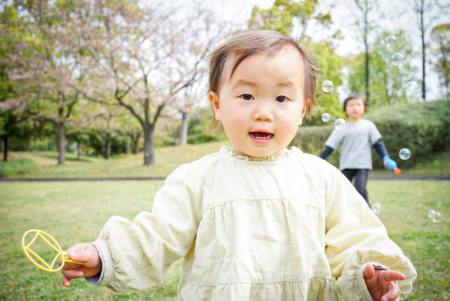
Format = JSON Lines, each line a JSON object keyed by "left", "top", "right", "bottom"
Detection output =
{"left": 93, "top": 165, "right": 200, "bottom": 292}
{"left": 324, "top": 167, "right": 416, "bottom": 300}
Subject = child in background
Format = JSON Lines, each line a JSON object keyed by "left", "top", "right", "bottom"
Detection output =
{"left": 319, "top": 95, "right": 398, "bottom": 206}
{"left": 62, "top": 31, "right": 416, "bottom": 300}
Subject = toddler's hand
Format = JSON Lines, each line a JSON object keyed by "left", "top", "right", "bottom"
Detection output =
{"left": 383, "top": 157, "right": 398, "bottom": 171}
{"left": 62, "top": 243, "right": 101, "bottom": 288}
{"left": 363, "top": 263, "right": 406, "bottom": 301}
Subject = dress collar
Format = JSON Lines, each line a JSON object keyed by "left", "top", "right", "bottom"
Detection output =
{"left": 219, "top": 146, "right": 292, "bottom": 162}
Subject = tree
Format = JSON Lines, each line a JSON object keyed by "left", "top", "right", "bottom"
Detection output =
{"left": 176, "top": 90, "right": 195, "bottom": 146}
{"left": 353, "top": 0, "right": 376, "bottom": 104}
{"left": 248, "top": 0, "right": 331, "bottom": 39}
{"left": 410, "top": 0, "right": 430, "bottom": 101}
{"left": 348, "top": 31, "right": 417, "bottom": 106}
{"left": 430, "top": 23, "right": 449, "bottom": 101}
{"left": 0, "top": 4, "right": 34, "bottom": 161}
{"left": 305, "top": 40, "right": 344, "bottom": 124}
{"left": 409, "top": 0, "right": 450, "bottom": 101}
{"left": 0, "top": 100, "right": 32, "bottom": 161}
{"left": 166, "top": 9, "right": 226, "bottom": 146}
{"left": 74, "top": 1, "right": 223, "bottom": 165}
{"left": 4, "top": 0, "right": 90, "bottom": 165}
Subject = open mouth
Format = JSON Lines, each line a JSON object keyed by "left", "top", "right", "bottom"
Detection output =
{"left": 249, "top": 131, "right": 274, "bottom": 140}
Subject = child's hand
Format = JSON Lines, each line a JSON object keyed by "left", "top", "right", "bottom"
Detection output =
{"left": 62, "top": 243, "right": 101, "bottom": 287}
{"left": 383, "top": 157, "right": 398, "bottom": 171}
{"left": 363, "top": 264, "right": 406, "bottom": 301}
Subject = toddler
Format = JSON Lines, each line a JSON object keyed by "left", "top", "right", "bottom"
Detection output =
{"left": 319, "top": 95, "right": 398, "bottom": 206}
{"left": 62, "top": 30, "right": 416, "bottom": 301}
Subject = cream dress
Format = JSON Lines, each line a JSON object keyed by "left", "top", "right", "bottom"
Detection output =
{"left": 93, "top": 146, "right": 416, "bottom": 300}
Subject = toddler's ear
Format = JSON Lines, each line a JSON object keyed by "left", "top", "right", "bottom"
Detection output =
{"left": 299, "top": 101, "right": 308, "bottom": 125}
{"left": 208, "top": 91, "right": 221, "bottom": 121}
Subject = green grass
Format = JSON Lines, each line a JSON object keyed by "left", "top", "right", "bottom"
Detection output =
{"left": 403, "top": 151, "right": 450, "bottom": 176}
{"left": 370, "top": 151, "right": 450, "bottom": 177}
{"left": 0, "top": 181, "right": 179, "bottom": 300}
{"left": 5, "top": 141, "right": 225, "bottom": 178}
{"left": 3, "top": 141, "right": 449, "bottom": 178}
{"left": 0, "top": 180, "right": 448, "bottom": 300}
{"left": 0, "top": 159, "right": 39, "bottom": 177}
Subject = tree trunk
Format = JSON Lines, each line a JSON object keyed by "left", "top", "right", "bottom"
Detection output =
{"left": 444, "top": 56, "right": 449, "bottom": 101}
{"left": 179, "top": 111, "right": 189, "bottom": 145}
{"left": 2, "top": 136, "right": 8, "bottom": 162}
{"left": 105, "top": 132, "right": 111, "bottom": 159}
{"left": 143, "top": 123, "right": 154, "bottom": 166}
{"left": 130, "top": 132, "right": 141, "bottom": 154}
{"left": 56, "top": 123, "right": 65, "bottom": 165}
{"left": 420, "top": 0, "right": 426, "bottom": 101}
{"left": 76, "top": 141, "right": 81, "bottom": 160}
{"left": 364, "top": 12, "right": 370, "bottom": 104}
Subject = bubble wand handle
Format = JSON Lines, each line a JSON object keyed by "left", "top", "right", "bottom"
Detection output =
{"left": 62, "top": 251, "right": 84, "bottom": 265}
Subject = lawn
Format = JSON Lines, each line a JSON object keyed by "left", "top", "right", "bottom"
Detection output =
{"left": 3, "top": 142, "right": 449, "bottom": 178}
{"left": 0, "top": 180, "right": 448, "bottom": 300}
{"left": 4, "top": 142, "right": 226, "bottom": 178}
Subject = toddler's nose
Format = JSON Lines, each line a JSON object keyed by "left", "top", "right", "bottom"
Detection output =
{"left": 253, "top": 102, "right": 273, "bottom": 121}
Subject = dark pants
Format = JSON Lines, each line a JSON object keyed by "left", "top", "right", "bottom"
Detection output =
{"left": 341, "top": 169, "right": 370, "bottom": 206}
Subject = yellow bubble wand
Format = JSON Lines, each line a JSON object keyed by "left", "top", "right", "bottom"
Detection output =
{"left": 22, "top": 229, "right": 83, "bottom": 273}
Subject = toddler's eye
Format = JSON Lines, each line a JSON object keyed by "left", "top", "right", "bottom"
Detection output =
{"left": 275, "top": 95, "right": 290, "bottom": 102}
{"left": 239, "top": 94, "right": 254, "bottom": 101}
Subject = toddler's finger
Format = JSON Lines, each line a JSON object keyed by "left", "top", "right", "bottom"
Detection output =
{"left": 62, "top": 275, "right": 71, "bottom": 288}
{"left": 380, "top": 270, "right": 406, "bottom": 282}
{"left": 66, "top": 243, "right": 92, "bottom": 261}
{"left": 382, "top": 281, "right": 400, "bottom": 301}
{"left": 62, "top": 269, "right": 84, "bottom": 280}
{"left": 363, "top": 263, "right": 375, "bottom": 279}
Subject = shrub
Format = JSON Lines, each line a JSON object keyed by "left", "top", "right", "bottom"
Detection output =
{"left": 187, "top": 108, "right": 226, "bottom": 145}
{"left": 368, "top": 100, "right": 450, "bottom": 168}
{"left": 153, "top": 132, "right": 178, "bottom": 147}
{"left": 0, "top": 158, "right": 38, "bottom": 177}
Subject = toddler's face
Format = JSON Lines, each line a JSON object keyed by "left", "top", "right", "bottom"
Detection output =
{"left": 209, "top": 46, "right": 306, "bottom": 157}
{"left": 345, "top": 98, "right": 365, "bottom": 120}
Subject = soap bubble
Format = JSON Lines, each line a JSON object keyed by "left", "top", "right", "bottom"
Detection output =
{"left": 399, "top": 148, "right": 411, "bottom": 160}
{"left": 334, "top": 118, "right": 345, "bottom": 129}
{"left": 392, "top": 53, "right": 405, "bottom": 67}
{"left": 322, "top": 80, "right": 334, "bottom": 93}
{"left": 428, "top": 209, "right": 442, "bottom": 223}
{"left": 372, "top": 202, "right": 382, "bottom": 215}
{"left": 321, "top": 113, "right": 331, "bottom": 123}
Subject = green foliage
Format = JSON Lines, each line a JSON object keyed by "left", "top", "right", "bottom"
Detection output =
{"left": 430, "top": 23, "right": 449, "bottom": 101}
{"left": 248, "top": 0, "right": 328, "bottom": 37}
{"left": 153, "top": 131, "right": 177, "bottom": 147}
{"left": 0, "top": 158, "right": 38, "bottom": 177}
{"left": 367, "top": 100, "right": 450, "bottom": 168}
{"left": 348, "top": 30, "right": 418, "bottom": 106}
{"left": 187, "top": 108, "right": 225, "bottom": 144}
{"left": 305, "top": 41, "right": 345, "bottom": 125}
{"left": 291, "top": 125, "right": 338, "bottom": 166}
{"left": 86, "top": 130, "right": 130, "bottom": 157}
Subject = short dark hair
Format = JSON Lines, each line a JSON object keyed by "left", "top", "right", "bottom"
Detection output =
{"left": 208, "top": 30, "right": 318, "bottom": 114}
{"left": 343, "top": 94, "right": 367, "bottom": 114}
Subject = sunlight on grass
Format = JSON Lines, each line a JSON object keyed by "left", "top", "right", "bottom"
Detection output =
{"left": 6, "top": 142, "right": 449, "bottom": 178}
{"left": 0, "top": 181, "right": 178, "bottom": 300}
{"left": 7, "top": 141, "right": 227, "bottom": 178}
{"left": 0, "top": 180, "right": 448, "bottom": 300}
